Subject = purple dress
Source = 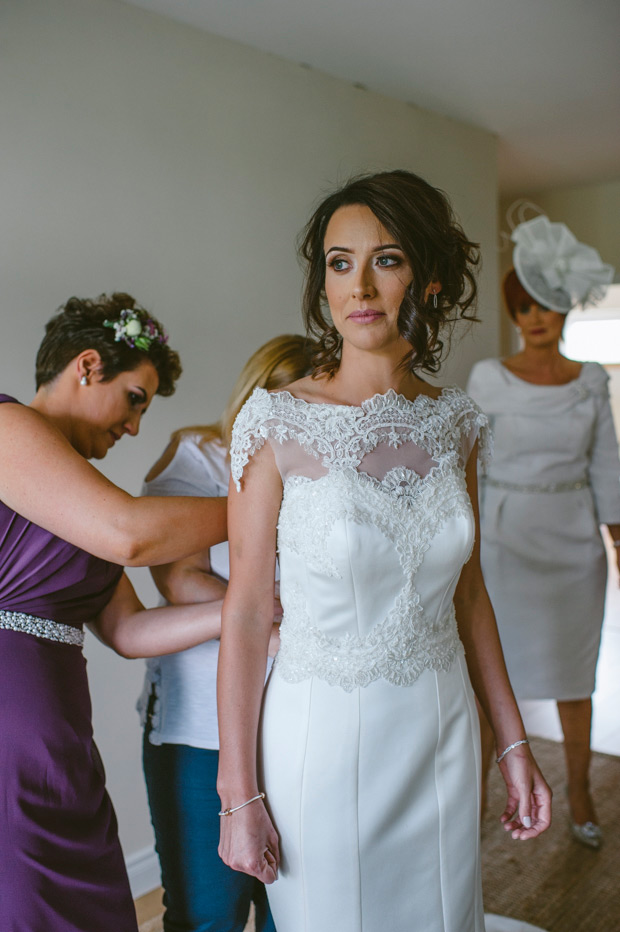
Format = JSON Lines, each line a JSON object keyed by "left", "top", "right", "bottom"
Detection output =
{"left": 0, "top": 395, "right": 138, "bottom": 932}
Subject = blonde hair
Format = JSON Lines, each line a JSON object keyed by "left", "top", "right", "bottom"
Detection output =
{"left": 171, "top": 334, "right": 315, "bottom": 450}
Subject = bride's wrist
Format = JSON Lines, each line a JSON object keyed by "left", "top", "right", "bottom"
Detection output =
{"left": 217, "top": 779, "right": 260, "bottom": 805}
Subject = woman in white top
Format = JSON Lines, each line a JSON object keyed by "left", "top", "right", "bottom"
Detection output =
{"left": 138, "top": 334, "right": 315, "bottom": 932}
{"left": 468, "top": 223, "right": 619, "bottom": 850}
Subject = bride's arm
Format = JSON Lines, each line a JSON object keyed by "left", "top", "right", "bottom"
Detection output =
{"left": 455, "top": 442, "right": 552, "bottom": 840}
{"left": 217, "top": 442, "right": 282, "bottom": 883}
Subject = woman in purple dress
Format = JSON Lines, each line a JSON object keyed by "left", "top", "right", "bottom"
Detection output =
{"left": 0, "top": 293, "right": 227, "bottom": 932}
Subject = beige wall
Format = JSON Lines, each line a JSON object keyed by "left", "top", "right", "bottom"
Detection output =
{"left": 0, "top": 0, "right": 499, "bottom": 865}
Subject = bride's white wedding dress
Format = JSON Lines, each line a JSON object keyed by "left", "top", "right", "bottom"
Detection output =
{"left": 231, "top": 386, "right": 489, "bottom": 932}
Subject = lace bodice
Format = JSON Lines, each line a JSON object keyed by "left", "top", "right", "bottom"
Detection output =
{"left": 231, "top": 387, "right": 489, "bottom": 691}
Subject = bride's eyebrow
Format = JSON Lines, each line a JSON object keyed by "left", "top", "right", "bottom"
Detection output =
{"left": 325, "top": 243, "right": 402, "bottom": 256}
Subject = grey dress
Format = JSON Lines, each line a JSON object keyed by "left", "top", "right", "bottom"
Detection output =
{"left": 467, "top": 359, "right": 620, "bottom": 700}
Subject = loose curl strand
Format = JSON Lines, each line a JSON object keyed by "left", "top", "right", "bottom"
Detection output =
{"left": 299, "top": 170, "right": 480, "bottom": 378}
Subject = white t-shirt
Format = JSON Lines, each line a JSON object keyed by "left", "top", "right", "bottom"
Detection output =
{"left": 137, "top": 436, "right": 230, "bottom": 749}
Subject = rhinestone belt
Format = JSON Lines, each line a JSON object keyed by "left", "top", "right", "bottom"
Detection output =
{"left": 0, "top": 610, "right": 84, "bottom": 646}
{"left": 483, "top": 477, "right": 588, "bottom": 494}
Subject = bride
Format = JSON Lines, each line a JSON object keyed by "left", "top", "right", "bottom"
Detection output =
{"left": 216, "top": 170, "right": 552, "bottom": 932}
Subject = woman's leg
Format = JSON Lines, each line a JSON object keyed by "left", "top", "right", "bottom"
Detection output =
{"left": 557, "top": 698, "right": 597, "bottom": 825}
{"left": 143, "top": 732, "right": 274, "bottom": 932}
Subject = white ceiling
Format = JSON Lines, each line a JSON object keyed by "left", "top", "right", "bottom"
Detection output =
{"left": 122, "top": 0, "right": 620, "bottom": 195}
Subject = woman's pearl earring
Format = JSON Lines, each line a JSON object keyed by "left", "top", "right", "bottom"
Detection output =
{"left": 80, "top": 375, "right": 88, "bottom": 386}
{"left": 515, "top": 326, "right": 522, "bottom": 334}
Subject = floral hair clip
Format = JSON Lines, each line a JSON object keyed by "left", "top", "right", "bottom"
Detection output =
{"left": 103, "top": 308, "right": 168, "bottom": 351}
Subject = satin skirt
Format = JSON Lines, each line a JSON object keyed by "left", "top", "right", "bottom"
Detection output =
{"left": 260, "top": 652, "right": 484, "bottom": 932}
{"left": 0, "top": 630, "right": 137, "bottom": 932}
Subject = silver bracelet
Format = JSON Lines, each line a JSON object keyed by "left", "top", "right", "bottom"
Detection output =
{"left": 496, "top": 738, "right": 529, "bottom": 764}
{"left": 218, "top": 792, "right": 265, "bottom": 817}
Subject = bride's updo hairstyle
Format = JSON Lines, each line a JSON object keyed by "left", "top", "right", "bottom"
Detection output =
{"left": 299, "top": 169, "right": 480, "bottom": 378}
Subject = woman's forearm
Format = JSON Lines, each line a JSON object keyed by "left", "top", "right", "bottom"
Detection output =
{"left": 217, "top": 601, "right": 272, "bottom": 804}
{"left": 151, "top": 562, "right": 228, "bottom": 604}
{"left": 455, "top": 580, "right": 525, "bottom": 752}
{"left": 92, "top": 598, "right": 225, "bottom": 659}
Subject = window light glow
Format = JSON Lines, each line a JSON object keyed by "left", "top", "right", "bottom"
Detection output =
{"left": 562, "top": 284, "right": 620, "bottom": 365}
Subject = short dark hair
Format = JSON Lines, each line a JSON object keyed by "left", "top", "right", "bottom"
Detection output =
{"left": 35, "top": 293, "right": 182, "bottom": 395}
{"left": 299, "top": 170, "right": 480, "bottom": 377}
{"left": 502, "top": 268, "right": 538, "bottom": 320}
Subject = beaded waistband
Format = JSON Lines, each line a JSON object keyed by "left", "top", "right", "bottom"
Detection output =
{"left": 483, "top": 477, "right": 588, "bottom": 494}
{"left": 0, "top": 610, "right": 84, "bottom": 646}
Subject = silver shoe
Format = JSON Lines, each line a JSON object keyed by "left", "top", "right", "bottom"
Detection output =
{"left": 570, "top": 819, "right": 603, "bottom": 849}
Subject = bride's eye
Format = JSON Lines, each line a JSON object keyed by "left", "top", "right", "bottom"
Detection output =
{"left": 376, "top": 254, "right": 400, "bottom": 268}
{"left": 328, "top": 257, "right": 350, "bottom": 272}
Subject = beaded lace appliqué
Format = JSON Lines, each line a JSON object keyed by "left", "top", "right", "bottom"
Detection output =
{"left": 230, "top": 387, "right": 489, "bottom": 691}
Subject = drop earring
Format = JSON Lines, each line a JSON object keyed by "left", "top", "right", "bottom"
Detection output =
{"left": 80, "top": 375, "right": 88, "bottom": 386}
{"left": 433, "top": 292, "right": 438, "bottom": 309}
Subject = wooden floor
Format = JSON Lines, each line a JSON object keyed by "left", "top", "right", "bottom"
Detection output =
{"left": 135, "top": 887, "right": 163, "bottom": 927}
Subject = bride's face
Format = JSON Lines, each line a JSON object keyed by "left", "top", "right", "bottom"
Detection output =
{"left": 323, "top": 204, "right": 414, "bottom": 356}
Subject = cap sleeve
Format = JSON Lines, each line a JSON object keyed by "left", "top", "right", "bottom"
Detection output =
{"left": 230, "top": 388, "right": 276, "bottom": 491}
{"left": 457, "top": 394, "right": 492, "bottom": 471}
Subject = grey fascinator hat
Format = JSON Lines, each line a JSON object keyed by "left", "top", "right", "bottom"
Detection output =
{"left": 512, "top": 215, "right": 614, "bottom": 314}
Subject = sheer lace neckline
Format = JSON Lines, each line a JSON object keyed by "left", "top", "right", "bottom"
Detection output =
{"left": 267, "top": 386, "right": 450, "bottom": 412}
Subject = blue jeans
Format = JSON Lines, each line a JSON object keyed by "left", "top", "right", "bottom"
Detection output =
{"left": 143, "top": 727, "right": 276, "bottom": 932}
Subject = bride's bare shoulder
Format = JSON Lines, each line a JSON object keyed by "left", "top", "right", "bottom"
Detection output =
{"left": 271, "top": 374, "right": 333, "bottom": 403}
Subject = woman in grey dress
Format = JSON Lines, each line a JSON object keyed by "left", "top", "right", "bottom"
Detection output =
{"left": 468, "top": 214, "right": 619, "bottom": 849}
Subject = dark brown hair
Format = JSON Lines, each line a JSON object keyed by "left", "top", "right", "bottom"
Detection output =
{"left": 502, "top": 268, "right": 539, "bottom": 320}
{"left": 35, "top": 293, "right": 182, "bottom": 395}
{"left": 299, "top": 170, "right": 480, "bottom": 377}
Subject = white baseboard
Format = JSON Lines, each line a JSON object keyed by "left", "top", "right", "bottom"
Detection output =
{"left": 126, "top": 845, "right": 161, "bottom": 899}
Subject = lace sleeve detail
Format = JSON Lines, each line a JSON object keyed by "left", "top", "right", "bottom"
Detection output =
{"left": 229, "top": 388, "right": 276, "bottom": 491}
{"left": 446, "top": 388, "right": 492, "bottom": 471}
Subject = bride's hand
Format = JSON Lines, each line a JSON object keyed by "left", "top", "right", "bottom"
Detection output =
{"left": 497, "top": 746, "right": 552, "bottom": 840}
{"left": 218, "top": 799, "right": 280, "bottom": 883}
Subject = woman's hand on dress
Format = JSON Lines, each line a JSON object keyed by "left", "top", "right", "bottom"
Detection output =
{"left": 218, "top": 800, "right": 280, "bottom": 883}
{"left": 498, "top": 747, "right": 552, "bottom": 840}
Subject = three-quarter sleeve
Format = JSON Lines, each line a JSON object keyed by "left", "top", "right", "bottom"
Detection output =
{"left": 587, "top": 372, "right": 620, "bottom": 523}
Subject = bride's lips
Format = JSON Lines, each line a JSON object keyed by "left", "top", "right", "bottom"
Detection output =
{"left": 347, "top": 309, "right": 385, "bottom": 323}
